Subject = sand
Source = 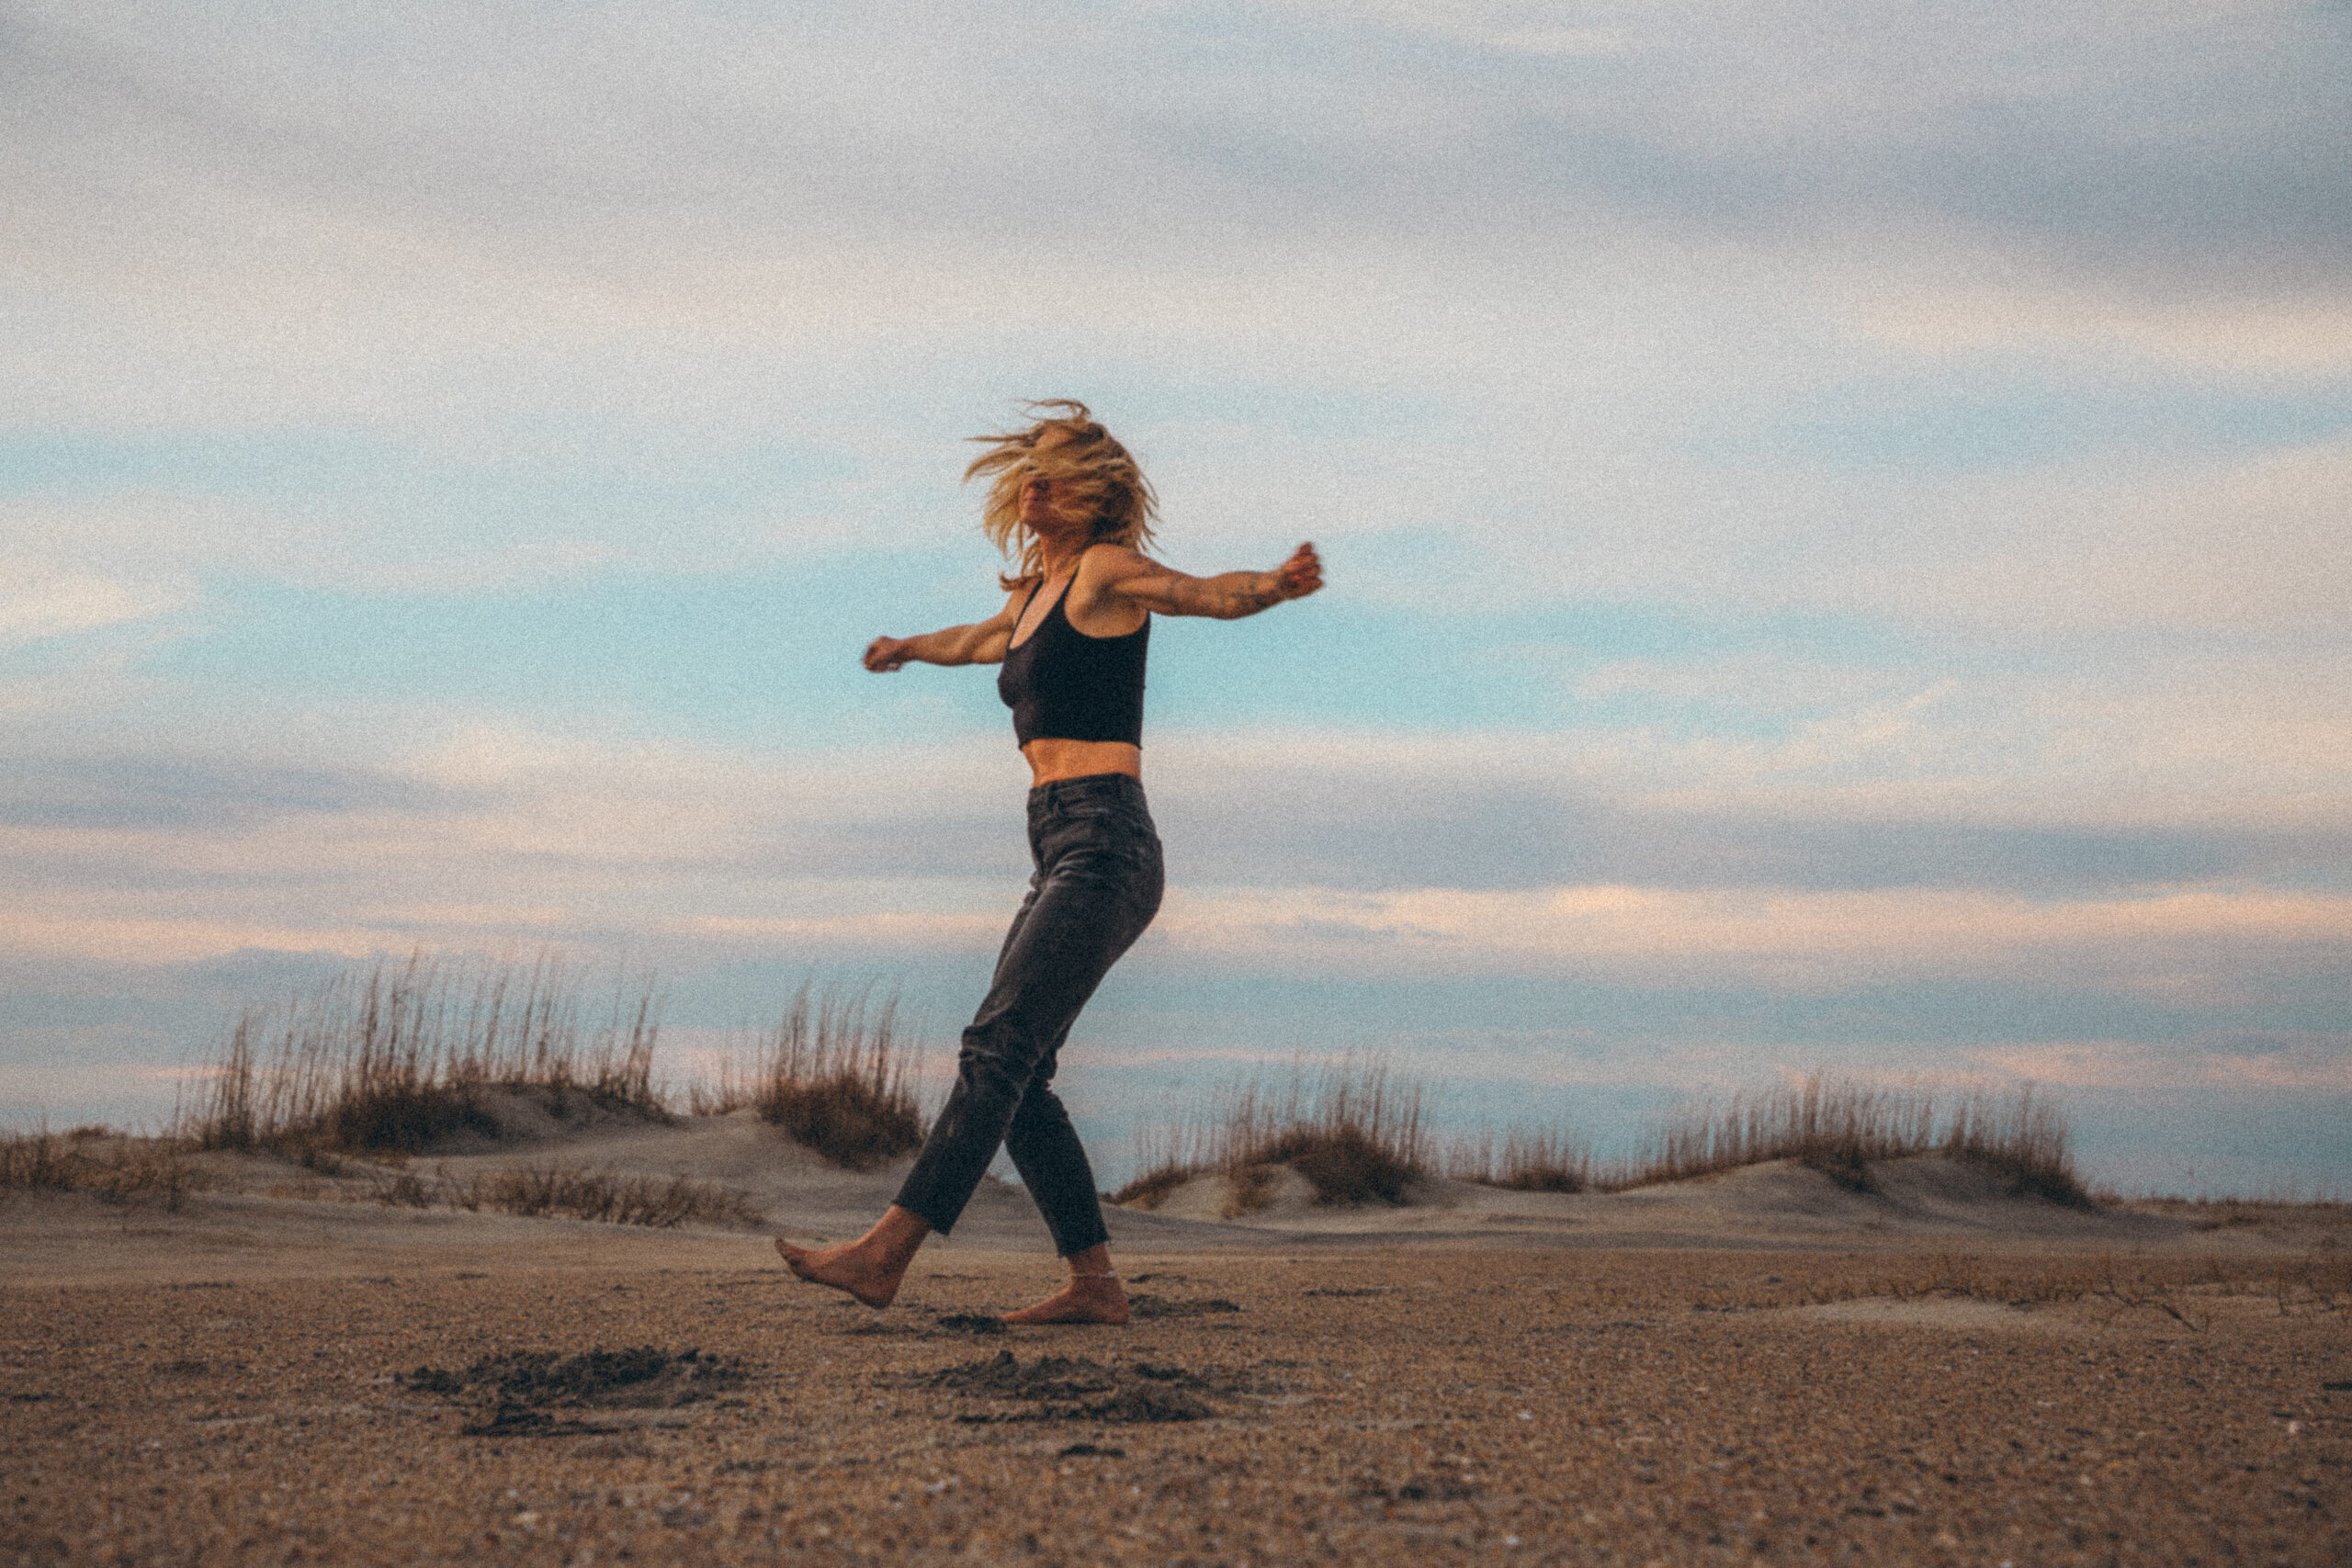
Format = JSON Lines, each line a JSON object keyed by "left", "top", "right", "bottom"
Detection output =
{"left": 5, "top": 1120, "right": 2346, "bottom": 1565}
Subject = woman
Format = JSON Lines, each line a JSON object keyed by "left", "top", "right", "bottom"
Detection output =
{"left": 776, "top": 400, "right": 1322, "bottom": 1325}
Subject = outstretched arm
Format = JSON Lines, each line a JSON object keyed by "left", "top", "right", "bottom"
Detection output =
{"left": 1096, "top": 542, "right": 1323, "bottom": 621}
{"left": 864, "top": 591, "right": 1023, "bottom": 671}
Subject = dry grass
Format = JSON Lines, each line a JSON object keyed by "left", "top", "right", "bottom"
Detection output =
{"left": 1606, "top": 1072, "right": 2089, "bottom": 1204}
{"left": 3, "top": 1124, "right": 757, "bottom": 1230}
{"left": 2127, "top": 1195, "right": 2352, "bottom": 1234}
{"left": 1445, "top": 1128, "right": 1593, "bottom": 1193}
{"left": 183, "top": 952, "right": 667, "bottom": 1157}
{"left": 1106, "top": 1161, "right": 1193, "bottom": 1212}
{"left": 1114, "top": 1056, "right": 1430, "bottom": 1210}
{"left": 367, "top": 1160, "right": 763, "bottom": 1229}
{"left": 1118, "top": 1066, "right": 2092, "bottom": 1211}
{"left": 0, "top": 1129, "right": 204, "bottom": 1213}
{"left": 695, "top": 985, "right": 924, "bottom": 1170}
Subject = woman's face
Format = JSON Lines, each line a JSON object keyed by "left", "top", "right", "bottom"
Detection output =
{"left": 1018, "top": 429, "right": 1085, "bottom": 534}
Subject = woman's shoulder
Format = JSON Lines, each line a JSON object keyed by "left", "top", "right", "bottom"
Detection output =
{"left": 1076, "top": 541, "right": 1155, "bottom": 580}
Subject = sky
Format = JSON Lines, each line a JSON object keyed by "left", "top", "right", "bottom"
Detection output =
{"left": 4, "top": 0, "right": 2348, "bottom": 1196}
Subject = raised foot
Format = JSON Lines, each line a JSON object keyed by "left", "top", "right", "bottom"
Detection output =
{"left": 1002, "top": 1276, "right": 1131, "bottom": 1326}
{"left": 774, "top": 1235, "right": 907, "bottom": 1309}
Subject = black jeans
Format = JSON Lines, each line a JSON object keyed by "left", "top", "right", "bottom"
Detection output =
{"left": 894, "top": 773, "right": 1164, "bottom": 1256}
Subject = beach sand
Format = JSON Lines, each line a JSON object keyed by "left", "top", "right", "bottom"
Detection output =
{"left": 5, "top": 1122, "right": 2346, "bottom": 1564}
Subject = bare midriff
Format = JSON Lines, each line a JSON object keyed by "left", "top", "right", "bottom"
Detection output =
{"left": 1023, "top": 738, "right": 1143, "bottom": 786}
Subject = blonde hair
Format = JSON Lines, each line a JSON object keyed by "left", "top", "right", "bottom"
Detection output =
{"left": 966, "top": 400, "right": 1159, "bottom": 588}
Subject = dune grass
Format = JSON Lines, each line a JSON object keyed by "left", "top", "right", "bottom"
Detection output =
{"left": 0, "top": 1128, "right": 203, "bottom": 1213}
{"left": 175, "top": 953, "right": 929, "bottom": 1177}
{"left": 368, "top": 1161, "right": 763, "bottom": 1229}
{"left": 140, "top": 947, "right": 2104, "bottom": 1216}
{"left": 695, "top": 984, "right": 926, "bottom": 1170}
{"left": 1604, "top": 1072, "right": 2089, "bottom": 1204}
{"left": 1106, "top": 1159, "right": 1193, "bottom": 1212}
{"left": 2, "top": 1122, "right": 756, "bottom": 1230}
{"left": 1114, "top": 1066, "right": 2093, "bottom": 1211}
{"left": 1113, "top": 1056, "right": 1430, "bottom": 1211}
{"left": 2130, "top": 1194, "right": 2352, "bottom": 1230}
{"left": 1445, "top": 1128, "right": 1594, "bottom": 1194}
{"left": 184, "top": 953, "right": 666, "bottom": 1158}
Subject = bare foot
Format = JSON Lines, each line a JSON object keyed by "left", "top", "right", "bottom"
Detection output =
{"left": 774, "top": 1235, "right": 909, "bottom": 1308}
{"left": 773, "top": 1204, "right": 929, "bottom": 1307}
{"left": 1002, "top": 1274, "right": 1130, "bottom": 1326}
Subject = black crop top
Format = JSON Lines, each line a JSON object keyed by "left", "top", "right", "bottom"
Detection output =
{"left": 997, "top": 570, "right": 1148, "bottom": 748}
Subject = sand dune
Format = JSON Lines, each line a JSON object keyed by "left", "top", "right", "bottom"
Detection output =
{"left": 23, "top": 1109, "right": 2260, "bottom": 1265}
{"left": 182, "top": 1108, "right": 2209, "bottom": 1252}
{"left": 1107, "top": 1149, "right": 2187, "bottom": 1248}
{"left": 4, "top": 1111, "right": 2324, "bottom": 1300}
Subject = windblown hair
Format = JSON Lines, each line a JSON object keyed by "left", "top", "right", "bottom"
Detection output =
{"left": 966, "top": 400, "right": 1159, "bottom": 588}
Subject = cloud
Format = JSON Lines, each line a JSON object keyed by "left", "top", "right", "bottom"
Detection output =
{"left": 1268, "top": 0, "right": 1633, "bottom": 55}
{"left": 1854, "top": 279, "right": 2352, "bottom": 378}
{"left": 1149, "top": 881, "right": 2352, "bottom": 990}
{"left": 5, "top": 0, "right": 2344, "bottom": 684}
{"left": 1971, "top": 1034, "right": 2352, "bottom": 1093}
{"left": 8, "top": 0, "right": 2341, "bottom": 384}
{"left": 0, "top": 722, "right": 1025, "bottom": 965}
{"left": 0, "top": 447, "right": 869, "bottom": 599}
{"left": 1144, "top": 694, "right": 2352, "bottom": 892}
{"left": 0, "top": 570, "right": 186, "bottom": 646}
{"left": 2, "top": 706, "right": 2341, "bottom": 1012}
{"left": 1811, "top": 432, "right": 2352, "bottom": 636}
{"left": 0, "top": 753, "right": 459, "bottom": 832}
{"left": 6, "top": 669, "right": 2344, "bottom": 934}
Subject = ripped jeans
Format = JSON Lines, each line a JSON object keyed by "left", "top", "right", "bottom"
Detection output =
{"left": 892, "top": 773, "right": 1164, "bottom": 1256}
